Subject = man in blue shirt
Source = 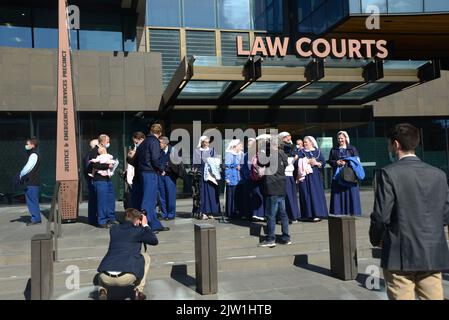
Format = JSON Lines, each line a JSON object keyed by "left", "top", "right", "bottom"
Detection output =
{"left": 19, "top": 137, "right": 41, "bottom": 226}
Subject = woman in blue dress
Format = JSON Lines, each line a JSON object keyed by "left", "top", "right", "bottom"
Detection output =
{"left": 225, "top": 139, "right": 244, "bottom": 220}
{"left": 297, "top": 136, "right": 328, "bottom": 222}
{"left": 241, "top": 138, "right": 265, "bottom": 221}
{"left": 193, "top": 136, "right": 220, "bottom": 220}
{"left": 328, "top": 131, "right": 362, "bottom": 216}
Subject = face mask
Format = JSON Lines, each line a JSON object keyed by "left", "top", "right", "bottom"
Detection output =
{"left": 105, "top": 143, "right": 110, "bottom": 149}
{"left": 25, "top": 145, "right": 32, "bottom": 151}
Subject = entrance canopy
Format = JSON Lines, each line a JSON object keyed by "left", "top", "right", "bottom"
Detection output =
{"left": 161, "top": 55, "right": 440, "bottom": 112}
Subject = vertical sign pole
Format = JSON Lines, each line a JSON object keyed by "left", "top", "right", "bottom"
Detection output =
{"left": 57, "top": 0, "right": 79, "bottom": 223}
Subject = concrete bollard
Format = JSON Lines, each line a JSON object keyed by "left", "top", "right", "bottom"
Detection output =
{"left": 31, "top": 234, "right": 54, "bottom": 300}
{"left": 328, "top": 215, "right": 358, "bottom": 280}
{"left": 194, "top": 223, "right": 218, "bottom": 295}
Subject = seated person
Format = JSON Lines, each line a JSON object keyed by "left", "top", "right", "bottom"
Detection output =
{"left": 89, "top": 146, "right": 117, "bottom": 177}
{"left": 97, "top": 208, "right": 158, "bottom": 300}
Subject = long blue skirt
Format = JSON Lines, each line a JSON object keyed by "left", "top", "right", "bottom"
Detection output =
{"left": 285, "top": 176, "right": 300, "bottom": 220}
{"left": 226, "top": 184, "right": 244, "bottom": 218}
{"left": 298, "top": 171, "right": 328, "bottom": 219}
{"left": 200, "top": 179, "right": 220, "bottom": 215}
{"left": 330, "top": 181, "right": 362, "bottom": 216}
{"left": 248, "top": 180, "right": 265, "bottom": 218}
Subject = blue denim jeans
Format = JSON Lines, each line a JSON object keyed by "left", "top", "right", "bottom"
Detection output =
{"left": 87, "top": 179, "right": 97, "bottom": 225}
{"left": 25, "top": 186, "right": 41, "bottom": 223}
{"left": 141, "top": 172, "right": 164, "bottom": 231}
{"left": 265, "top": 195, "right": 290, "bottom": 243}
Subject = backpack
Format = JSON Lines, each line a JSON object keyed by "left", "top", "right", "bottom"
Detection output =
{"left": 250, "top": 154, "right": 265, "bottom": 182}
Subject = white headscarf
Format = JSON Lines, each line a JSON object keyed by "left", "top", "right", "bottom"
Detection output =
{"left": 338, "top": 131, "right": 350, "bottom": 145}
{"left": 278, "top": 132, "right": 291, "bottom": 139}
{"left": 304, "top": 136, "right": 318, "bottom": 149}
{"left": 197, "top": 135, "right": 209, "bottom": 149}
{"left": 226, "top": 139, "right": 241, "bottom": 152}
{"left": 256, "top": 134, "right": 271, "bottom": 140}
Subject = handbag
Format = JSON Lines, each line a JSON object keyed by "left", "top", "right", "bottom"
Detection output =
{"left": 341, "top": 166, "right": 358, "bottom": 184}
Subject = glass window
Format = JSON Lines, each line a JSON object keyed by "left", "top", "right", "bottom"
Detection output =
{"left": 218, "top": 0, "right": 251, "bottom": 30}
{"left": 79, "top": 11, "right": 123, "bottom": 51}
{"left": 424, "top": 0, "right": 449, "bottom": 12}
{"left": 184, "top": 0, "right": 216, "bottom": 28}
{"left": 326, "top": 0, "right": 345, "bottom": 29}
{"left": 0, "top": 6, "right": 32, "bottom": 48}
{"left": 123, "top": 14, "right": 137, "bottom": 52}
{"left": 286, "top": 83, "right": 340, "bottom": 100}
{"left": 349, "top": 0, "right": 362, "bottom": 13}
{"left": 33, "top": 8, "right": 58, "bottom": 49}
{"left": 311, "top": 4, "right": 326, "bottom": 34}
{"left": 298, "top": 0, "right": 312, "bottom": 22}
{"left": 389, "top": 0, "right": 423, "bottom": 13}
{"left": 147, "top": 0, "right": 181, "bottom": 27}
{"left": 361, "top": 0, "right": 387, "bottom": 13}
{"left": 179, "top": 81, "right": 231, "bottom": 99}
{"left": 234, "top": 82, "right": 287, "bottom": 99}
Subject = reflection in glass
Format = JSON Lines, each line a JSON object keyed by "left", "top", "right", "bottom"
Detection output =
{"left": 424, "top": 0, "right": 449, "bottom": 12}
{"left": 361, "top": 0, "right": 387, "bottom": 13}
{"left": 287, "top": 82, "right": 339, "bottom": 100}
{"left": 234, "top": 82, "right": 287, "bottom": 99}
{"left": 184, "top": 0, "right": 216, "bottom": 28}
{"left": 218, "top": 0, "right": 251, "bottom": 30}
{"left": 389, "top": 0, "right": 423, "bottom": 13}
{"left": 336, "top": 82, "right": 389, "bottom": 100}
{"left": 0, "top": 6, "right": 32, "bottom": 48}
{"left": 79, "top": 30, "right": 122, "bottom": 51}
{"left": 179, "top": 81, "right": 231, "bottom": 99}
{"left": 147, "top": 0, "right": 181, "bottom": 27}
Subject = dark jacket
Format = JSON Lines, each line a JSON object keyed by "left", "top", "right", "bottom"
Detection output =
{"left": 370, "top": 156, "right": 449, "bottom": 271}
{"left": 22, "top": 150, "right": 40, "bottom": 187}
{"left": 137, "top": 134, "right": 163, "bottom": 173}
{"left": 97, "top": 221, "right": 158, "bottom": 279}
{"left": 261, "top": 149, "right": 288, "bottom": 196}
{"left": 328, "top": 145, "right": 359, "bottom": 169}
{"left": 160, "top": 145, "right": 185, "bottom": 180}
{"left": 86, "top": 145, "right": 110, "bottom": 182}
{"left": 127, "top": 145, "right": 141, "bottom": 185}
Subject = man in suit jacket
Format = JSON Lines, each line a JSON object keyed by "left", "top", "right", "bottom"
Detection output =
{"left": 370, "top": 123, "right": 449, "bottom": 300}
{"left": 97, "top": 208, "right": 158, "bottom": 300}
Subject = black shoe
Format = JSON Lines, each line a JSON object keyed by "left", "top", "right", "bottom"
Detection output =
{"left": 98, "top": 224, "right": 110, "bottom": 229}
{"left": 26, "top": 221, "right": 41, "bottom": 226}
{"left": 164, "top": 218, "right": 169, "bottom": 221}
{"left": 159, "top": 227, "right": 170, "bottom": 232}
{"left": 98, "top": 288, "right": 108, "bottom": 300}
{"left": 109, "top": 220, "right": 119, "bottom": 225}
{"left": 279, "top": 240, "right": 292, "bottom": 245}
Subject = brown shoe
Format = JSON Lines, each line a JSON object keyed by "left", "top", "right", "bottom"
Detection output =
{"left": 134, "top": 290, "right": 146, "bottom": 300}
{"left": 98, "top": 288, "right": 108, "bottom": 300}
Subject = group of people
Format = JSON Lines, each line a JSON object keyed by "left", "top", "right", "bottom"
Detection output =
{"left": 192, "top": 131, "right": 364, "bottom": 228}
{"left": 84, "top": 123, "right": 184, "bottom": 233}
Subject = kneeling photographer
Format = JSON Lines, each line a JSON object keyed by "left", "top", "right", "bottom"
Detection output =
{"left": 97, "top": 208, "right": 158, "bottom": 300}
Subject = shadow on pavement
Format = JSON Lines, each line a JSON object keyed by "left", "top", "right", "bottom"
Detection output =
{"left": 170, "top": 264, "right": 196, "bottom": 291}
{"left": 293, "top": 254, "right": 333, "bottom": 278}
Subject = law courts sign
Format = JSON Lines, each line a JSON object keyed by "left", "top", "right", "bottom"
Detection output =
{"left": 236, "top": 36, "right": 388, "bottom": 59}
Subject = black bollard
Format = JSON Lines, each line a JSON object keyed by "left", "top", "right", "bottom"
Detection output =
{"left": 328, "top": 215, "right": 358, "bottom": 280}
{"left": 194, "top": 223, "right": 218, "bottom": 295}
{"left": 31, "top": 234, "right": 54, "bottom": 300}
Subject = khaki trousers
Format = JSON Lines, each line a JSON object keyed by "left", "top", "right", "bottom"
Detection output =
{"left": 383, "top": 269, "right": 444, "bottom": 300}
{"left": 99, "top": 253, "right": 151, "bottom": 293}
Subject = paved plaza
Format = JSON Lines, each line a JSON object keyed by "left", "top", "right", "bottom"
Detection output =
{"left": 0, "top": 190, "right": 448, "bottom": 300}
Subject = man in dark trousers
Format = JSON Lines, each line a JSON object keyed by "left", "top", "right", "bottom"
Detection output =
{"left": 158, "top": 136, "right": 184, "bottom": 220}
{"left": 126, "top": 132, "right": 146, "bottom": 210}
{"left": 370, "top": 123, "right": 449, "bottom": 300}
{"left": 83, "top": 139, "right": 99, "bottom": 225}
{"left": 97, "top": 208, "right": 158, "bottom": 300}
{"left": 138, "top": 124, "right": 169, "bottom": 233}
{"left": 258, "top": 138, "right": 291, "bottom": 248}
{"left": 19, "top": 137, "right": 41, "bottom": 226}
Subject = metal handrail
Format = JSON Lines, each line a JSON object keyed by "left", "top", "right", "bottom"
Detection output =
{"left": 46, "top": 181, "right": 62, "bottom": 261}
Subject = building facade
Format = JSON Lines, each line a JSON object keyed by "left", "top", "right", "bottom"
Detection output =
{"left": 0, "top": 0, "right": 448, "bottom": 203}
